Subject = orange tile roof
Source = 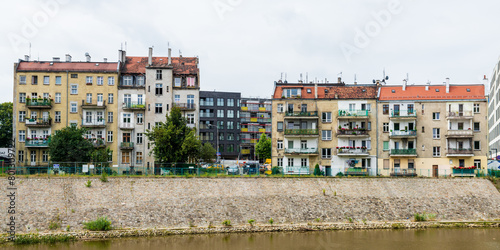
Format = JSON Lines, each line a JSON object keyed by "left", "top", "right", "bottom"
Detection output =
{"left": 378, "top": 85, "right": 486, "bottom": 100}
{"left": 17, "top": 61, "right": 119, "bottom": 72}
{"left": 122, "top": 56, "right": 199, "bottom": 75}
{"left": 273, "top": 84, "right": 378, "bottom": 99}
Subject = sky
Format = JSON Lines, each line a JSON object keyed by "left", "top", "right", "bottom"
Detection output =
{"left": 1, "top": 0, "right": 500, "bottom": 103}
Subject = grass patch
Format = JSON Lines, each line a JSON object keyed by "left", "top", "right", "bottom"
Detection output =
{"left": 222, "top": 220, "right": 232, "bottom": 227}
{"left": 85, "top": 180, "right": 92, "bottom": 188}
{"left": 391, "top": 223, "right": 404, "bottom": 229}
{"left": 414, "top": 212, "right": 437, "bottom": 222}
{"left": 13, "top": 234, "right": 76, "bottom": 245}
{"left": 100, "top": 173, "right": 108, "bottom": 182}
{"left": 83, "top": 216, "right": 112, "bottom": 231}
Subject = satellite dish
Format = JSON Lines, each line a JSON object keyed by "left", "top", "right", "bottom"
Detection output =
{"left": 386, "top": 76, "right": 389, "bottom": 80}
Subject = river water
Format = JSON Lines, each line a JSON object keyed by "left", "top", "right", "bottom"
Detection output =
{"left": 5, "top": 228, "right": 500, "bottom": 250}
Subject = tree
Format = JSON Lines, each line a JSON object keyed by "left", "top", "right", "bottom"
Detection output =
{"left": 181, "top": 130, "right": 202, "bottom": 163}
{"left": 313, "top": 163, "right": 322, "bottom": 176}
{"left": 255, "top": 133, "right": 271, "bottom": 162}
{"left": 49, "top": 126, "right": 93, "bottom": 164}
{"left": 200, "top": 142, "right": 216, "bottom": 163}
{"left": 0, "top": 102, "right": 13, "bottom": 147}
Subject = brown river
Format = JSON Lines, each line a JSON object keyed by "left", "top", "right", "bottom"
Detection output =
{"left": 4, "top": 228, "right": 500, "bottom": 250}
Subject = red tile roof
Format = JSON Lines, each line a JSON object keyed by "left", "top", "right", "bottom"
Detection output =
{"left": 17, "top": 61, "right": 118, "bottom": 72}
{"left": 122, "top": 56, "right": 199, "bottom": 75}
{"left": 273, "top": 84, "right": 378, "bottom": 99}
{"left": 378, "top": 85, "right": 486, "bottom": 100}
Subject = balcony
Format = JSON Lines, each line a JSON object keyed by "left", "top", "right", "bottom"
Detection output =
{"left": 284, "top": 129, "right": 319, "bottom": 136}
{"left": 89, "top": 138, "right": 106, "bottom": 148}
{"left": 446, "top": 148, "right": 474, "bottom": 157}
{"left": 446, "top": 130, "right": 473, "bottom": 138}
{"left": 390, "top": 149, "right": 417, "bottom": 157}
{"left": 122, "top": 102, "right": 146, "bottom": 110}
{"left": 284, "top": 148, "right": 319, "bottom": 155}
{"left": 25, "top": 118, "right": 51, "bottom": 128}
{"left": 336, "top": 148, "right": 369, "bottom": 156}
{"left": 81, "top": 100, "right": 106, "bottom": 109}
{"left": 390, "top": 110, "right": 417, "bottom": 119}
{"left": 284, "top": 111, "right": 318, "bottom": 119}
{"left": 25, "top": 137, "right": 51, "bottom": 148}
{"left": 390, "top": 168, "right": 417, "bottom": 177}
{"left": 283, "top": 166, "right": 310, "bottom": 175}
{"left": 452, "top": 168, "right": 477, "bottom": 177}
{"left": 120, "top": 123, "right": 134, "bottom": 130}
{"left": 241, "top": 117, "right": 272, "bottom": 123}
{"left": 336, "top": 129, "right": 369, "bottom": 138}
{"left": 200, "top": 113, "right": 215, "bottom": 118}
{"left": 344, "top": 167, "right": 369, "bottom": 176}
{"left": 26, "top": 98, "right": 52, "bottom": 109}
{"left": 338, "top": 110, "right": 369, "bottom": 119}
{"left": 120, "top": 142, "right": 134, "bottom": 150}
{"left": 82, "top": 120, "right": 106, "bottom": 128}
{"left": 173, "top": 103, "right": 196, "bottom": 111}
{"left": 447, "top": 111, "right": 473, "bottom": 120}
{"left": 389, "top": 130, "right": 417, "bottom": 138}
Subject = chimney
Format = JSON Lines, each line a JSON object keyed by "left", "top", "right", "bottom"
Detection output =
{"left": 376, "top": 80, "right": 380, "bottom": 87}
{"left": 65, "top": 54, "right": 72, "bottom": 62}
{"left": 148, "top": 47, "right": 153, "bottom": 65}
{"left": 103, "top": 58, "right": 107, "bottom": 63}
{"left": 402, "top": 79, "right": 407, "bottom": 91}
{"left": 52, "top": 57, "right": 60, "bottom": 62}
{"left": 168, "top": 48, "right": 172, "bottom": 65}
{"left": 483, "top": 75, "right": 489, "bottom": 96}
{"left": 24, "top": 55, "right": 30, "bottom": 61}
{"left": 85, "top": 52, "right": 91, "bottom": 62}
{"left": 314, "top": 83, "right": 318, "bottom": 99}
{"left": 425, "top": 82, "right": 430, "bottom": 91}
{"left": 337, "top": 77, "right": 341, "bottom": 84}
{"left": 445, "top": 78, "right": 450, "bottom": 93}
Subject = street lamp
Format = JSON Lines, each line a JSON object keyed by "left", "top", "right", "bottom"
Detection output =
{"left": 208, "top": 123, "right": 219, "bottom": 163}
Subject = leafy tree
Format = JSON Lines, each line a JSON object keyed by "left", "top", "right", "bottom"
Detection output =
{"left": 0, "top": 102, "right": 13, "bottom": 147}
{"left": 49, "top": 126, "right": 93, "bottom": 164}
{"left": 182, "top": 130, "right": 202, "bottom": 163}
{"left": 200, "top": 142, "right": 216, "bottom": 163}
{"left": 90, "top": 147, "right": 112, "bottom": 166}
{"left": 313, "top": 163, "right": 322, "bottom": 176}
{"left": 255, "top": 133, "right": 271, "bottom": 161}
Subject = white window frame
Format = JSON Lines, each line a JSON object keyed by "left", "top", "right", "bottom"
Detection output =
{"left": 55, "top": 76, "right": 61, "bottom": 85}
{"left": 108, "top": 93, "right": 114, "bottom": 104}
{"left": 433, "top": 128, "right": 440, "bottom": 139}
{"left": 70, "top": 84, "right": 78, "bottom": 95}
{"left": 108, "top": 76, "right": 115, "bottom": 85}
{"left": 43, "top": 76, "right": 50, "bottom": 85}
{"left": 19, "top": 130, "right": 25, "bottom": 142}
{"left": 322, "top": 112, "right": 332, "bottom": 123}
{"left": 432, "top": 112, "right": 440, "bottom": 120}
{"left": 55, "top": 93, "right": 61, "bottom": 103}
{"left": 322, "top": 148, "right": 331, "bottom": 159}
{"left": 277, "top": 140, "right": 283, "bottom": 149}
{"left": 86, "top": 76, "right": 93, "bottom": 84}
{"left": 322, "top": 130, "right": 332, "bottom": 141}
{"left": 433, "top": 146, "right": 440, "bottom": 157}
{"left": 70, "top": 102, "right": 77, "bottom": 113}
{"left": 277, "top": 104, "right": 283, "bottom": 113}
{"left": 107, "top": 131, "right": 113, "bottom": 142}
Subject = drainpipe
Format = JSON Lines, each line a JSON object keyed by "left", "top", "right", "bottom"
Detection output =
{"left": 66, "top": 71, "right": 69, "bottom": 126}
{"left": 376, "top": 87, "right": 380, "bottom": 176}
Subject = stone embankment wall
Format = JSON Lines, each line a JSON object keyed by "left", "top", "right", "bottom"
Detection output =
{"left": 2, "top": 178, "right": 500, "bottom": 232}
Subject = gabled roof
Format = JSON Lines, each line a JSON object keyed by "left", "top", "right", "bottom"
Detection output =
{"left": 17, "top": 61, "right": 119, "bottom": 72}
{"left": 122, "top": 56, "right": 199, "bottom": 75}
{"left": 379, "top": 85, "right": 486, "bottom": 101}
{"left": 273, "top": 83, "right": 378, "bottom": 99}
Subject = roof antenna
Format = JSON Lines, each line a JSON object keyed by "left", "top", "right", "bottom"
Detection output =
{"left": 306, "top": 72, "right": 309, "bottom": 83}
{"left": 280, "top": 72, "right": 283, "bottom": 81}
{"left": 29, "top": 42, "right": 31, "bottom": 60}
{"left": 354, "top": 74, "right": 357, "bottom": 83}
{"left": 125, "top": 41, "right": 127, "bottom": 51}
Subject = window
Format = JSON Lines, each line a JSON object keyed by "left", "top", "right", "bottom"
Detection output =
{"left": 86, "top": 93, "right": 92, "bottom": 104}
{"left": 432, "top": 112, "right": 440, "bottom": 120}
{"left": 31, "top": 111, "right": 37, "bottom": 120}
{"left": 71, "top": 74, "right": 78, "bottom": 78}
{"left": 123, "top": 113, "right": 131, "bottom": 124}
{"left": 174, "top": 77, "right": 181, "bottom": 87}
{"left": 383, "top": 123, "right": 389, "bottom": 132}
{"left": 137, "top": 133, "right": 143, "bottom": 144}
{"left": 19, "top": 93, "right": 26, "bottom": 103}
{"left": 107, "top": 131, "right": 113, "bottom": 142}
{"left": 219, "top": 132, "right": 224, "bottom": 141}
{"left": 217, "top": 98, "right": 224, "bottom": 106}
{"left": 55, "top": 111, "right": 61, "bottom": 123}
{"left": 19, "top": 130, "right": 25, "bottom": 142}
{"left": 43, "top": 76, "right": 50, "bottom": 85}
{"left": 227, "top": 110, "right": 234, "bottom": 118}
{"left": 122, "top": 152, "right": 130, "bottom": 164}
{"left": 433, "top": 128, "right": 440, "bottom": 139}
{"left": 31, "top": 92, "right": 37, "bottom": 99}
{"left": 19, "top": 75, "right": 26, "bottom": 84}
{"left": 277, "top": 122, "right": 283, "bottom": 131}
{"left": 433, "top": 146, "right": 441, "bottom": 157}
{"left": 217, "top": 110, "right": 224, "bottom": 118}
{"left": 187, "top": 114, "right": 194, "bottom": 124}
{"left": 301, "top": 158, "right": 307, "bottom": 167}
{"left": 227, "top": 121, "right": 234, "bottom": 129}
{"left": 322, "top": 130, "right": 332, "bottom": 140}
{"left": 55, "top": 76, "right": 61, "bottom": 85}
{"left": 277, "top": 140, "right": 283, "bottom": 149}
{"left": 474, "top": 159, "right": 481, "bottom": 169}
{"left": 86, "top": 76, "right": 93, "bottom": 84}
{"left": 422, "top": 126, "right": 425, "bottom": 133}
{"left": 70, "top": 102, "right": 77, "bottom": 113}
{"left": 362, "top": 158, "right": 371, "bottom": 168}
{"left": 473, "top": 103, "right": 480, "bottom": 113}
{"left": 227, "top": 133, "right": 234, "bottom": 141}
{"left": 322, "top": 112, "right": 332, "bottom": 122}
{"left": 322, "top": 148, "right": 332, "bottom": 159}
{"left": 277, "top": 104, "right": 283, "bottom": 113}
{"left": 155, "top": 83, "right": 163, "bottom": 95}
{"left": 174, "top": 94, "right": 180, "bottom": 103}
{"left": 136, "top": 76, "right": 145, "bottom": 86}
{"left": 137, "top": 113, "right": 143, "bottom": 124}
{"left": 108, "top": 93, "right": 114, "bottom": 104}
{"left": 97, "top": 76, "right": 103, "bottom": 85}
{"left": 383, "top": 105, "right": 389, "bottom": 114}
{"left": 107, "top": 112, "right": 113, "bottom": 123}
{"left": 227, "top": 99, "right": 234, "bottom": 106}
{"left": 156, "top": 70, "right": 162, "bottom": 80}
{"left": 187, "top": 77, "right": 195, "bottom": 87}
{"left": 277, "top": 158, "right": 283, "bottom": 167}
{"left": 287, "top": 158, "right": 294, "bottom": 166}
{"left": 217, "top": 121, "right": 224, "bottom": 129}
{"left": 383, "top": 141, "right": 389, "bottom": 151}
{"left": 108, "top": 76, "right": 115, "bottom": 85}
{"left": 123, "top": 94, "right": 131, "bottom": 104}
{"left": 54, "top": 93, "right": 61, "bottom": 103}
{"left": 473, "top": 122, "right": 480, "bottom": 131}
{"left": 18, "top": 151, "right": 24, "bottom": 163}
{"left": 42, "top": 151, "right": 48, "bottom": 162}
{"left": 394, "top": 159, "right": 400, "bottom": 168}
{"left": 474, "top": 141, "right": 480, "bottom": 150}
{"left": 155, "top": 103, "right": 163, "bottom": 113}
{"left": 135, "top": 152, "right": 143, "bottom": 164}
{"left": 18, "top": 111, "right": 25, "bottom": 122}
{"left": 32, "top": 75, "right": 38, "bottom": 85}
{"left": 383, "top": 159, "right": 389, "bottom": 169}
{"left": 70, "top": 84, "right": 78, "bottom": 94}
{"left": 421, "top": 104, "right": 425, "bottom": 115}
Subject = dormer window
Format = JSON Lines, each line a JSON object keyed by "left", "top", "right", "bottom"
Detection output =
{"left": 466, "top": 88, "right": 471, "bottom": 92}
{"left": 391, "top": 90, "right": 395, "bottom": 93}
{"left": 283, "top": 88, "right": 301, "bottom": 98}
{"left": 307, "top": 88, "right": 311, "bottom": 93}
{"left": 435, "top": 89, "right": 440, "bottom": 92}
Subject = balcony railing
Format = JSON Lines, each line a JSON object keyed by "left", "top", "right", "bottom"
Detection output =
{"left": 390, "top": 110, "right": 417, "bottom": 118}
{"left": 338, "top": 110, "right": 369, "bottom": 118}
{"left": 283, "top": 166, "right": 310, "bottom": 175}
{"left": 447, "top": 148, "right": 473, "bottom": 155}
{"left": 390, "top": 149, "right": 417, "bottom": 156}
{"left": 446, "top": 130, "right": 473, "bottom": 137}
{"left": 25, "top": 137, "right": 51, "bottom": 147}
{"left": 120, "top": 123, "right": 134, "bottom": 129}
{"left": 284, "top": 148, "right": 319, "bottom": 154}
{"left": 122, "top": 102, "right": 146, "bottom": 110}
{"left": 241, "top": 117, "right": 272, "bottom": 123}
{"left": 285, "top": 111, "right": 318, "bottom": 117}
{"left": 447, "top": 111, "right": 473, "bottom": 119}
{"left": 199, "top": 101, "right": 214, "bottom": 106}
{"left": 284, "top": 129, "right": 318, "bottom": 136}
{"left": 452, "top": 168, "right": 476, "bottom": 176}
{"left": 390, "top": 130, "right": 417, "bottom": 137}
{"left": 337, "top": 148, "right": 369, "bottom": 155}
{"left": 82, "top": 120, "right": 106, "bottom": 127}
{"left": 26, "top": 98, "right": 52, "bottom": 108}
{"left": 81, "top": 100, "right": 106, "bottom": 109}
{"left": 88, "top": 139, "right": 106, "bottom": 148}
{"left": 120, "top": 142, "right": 134, "bottom": 149}
{"left": 344, "top": 167, "right": 368, "bottom": 176}
{"left": 200, "top": 113, "right": 215, "bottom": 118}
{"left": 25, "top": 118, "right": 51, "bottom": 127}
{"left": 173, "top": 103, "right": 196, "bottom": 110}
{"left": 390, "top": 168, "right": 417, "bottom": 177}
{"left": 336, "top": 129, "right": 369, "bottom": 136}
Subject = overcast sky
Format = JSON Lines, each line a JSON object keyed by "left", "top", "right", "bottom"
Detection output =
{"left": 1, "top": 0, "right": 500, "bottom": 102}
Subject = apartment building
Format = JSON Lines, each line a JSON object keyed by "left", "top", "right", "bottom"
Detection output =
{"left": 378, "top": 80, "right": 488, "bottom": 177}
{"left": 489, "top": 59, "right": 500, "bottom": 159}
{"left": 12, "top": 54, "right": 119, "bottom": 172}
{"left": 199, "top": 91, "right": 241, "bottom": 160}
{"left": 240, "top": 97, "right": 272, "bottom": 160}
{"left": 271, "top": 80, "right": 378, "bottom": 175}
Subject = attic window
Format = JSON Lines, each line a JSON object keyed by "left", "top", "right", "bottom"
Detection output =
{"left": 362, "top": 89, "right": 366, "bottom": 92}
{"left": 324, "top": 89, "right": 329, "bottom": 93}
{"left": 435, "top": 89, "right": 440, "bottom": 92}
{"left": 307, "top": 89, "right": 311, "bottom": 93}
{"left": 391, "top": 90, "right": 395, "bottom": 93}
{"left": 466, "top": 88, "right": 471, "bottom": 92}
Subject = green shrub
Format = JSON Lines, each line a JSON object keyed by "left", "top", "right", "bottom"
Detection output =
{"left": 336, "top": 172, "right": 344, "bottom": 177}
{"left": 414, "top": 212, "right": 436, "bottom": 222}
{"left": 313, "top": 164, "right": 321, "bottom": 176}
{"left": 248, "top": 219, "right": 255, "bottom": 227}
{"left": 83, "top": 217, "right": 112, "bottom": 231}
{"left": 268, "top": 218, "right": 274, "bottom": 225}
{"left": 13, "top": 234, "right": 75, "bottom": 245}
{"left": 100, "top": 172, "right": 108, "bottom": 182}
{"left": 222, "top": 220, "right": 232, "bottom": 227}
{"left": 48, "top": 221, "right": 60, "bottom": 230}
{"left": 271, "top": 167, "right": 281, "bottom": 175}
{"left": 85, "top": 180, "right": 92, "bottom": 188}
{"left": 347, "top": 217, "right": 353, "bottom": 223}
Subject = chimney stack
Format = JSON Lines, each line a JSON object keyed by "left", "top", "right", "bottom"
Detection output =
{"left": 168, "top": 48, "right": 172, "bottom": 65}
{"left": 425, "top": 82, "right": 430, "bottom": 91}
{"left": 483, "top": 75, "right": 489, "bottom": 96}
{"left": 24, "top": 55, "right": 30, "bottom": 61}
{"left": 65, "top": 54, "right": 72, "bottom": 62}
{"left": 402, "top": 79, "right": 407, "bottom": 91}
{"left": 103, "top": 58, "right": 107, "bottom": 63}
{"left": 445, "top": 78, "right": 450, "bottom": 93}
{"left": 148, "top": 47, "right": 153, "bottom": 66}
{"left": 337, "top": 77, "right": 341, "bottom": 84}
{"left": 85, "top": 52, "right": 91, "bottom": 62}
{"left": 314, "top": 82, "right": 318, "bottom": 99}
